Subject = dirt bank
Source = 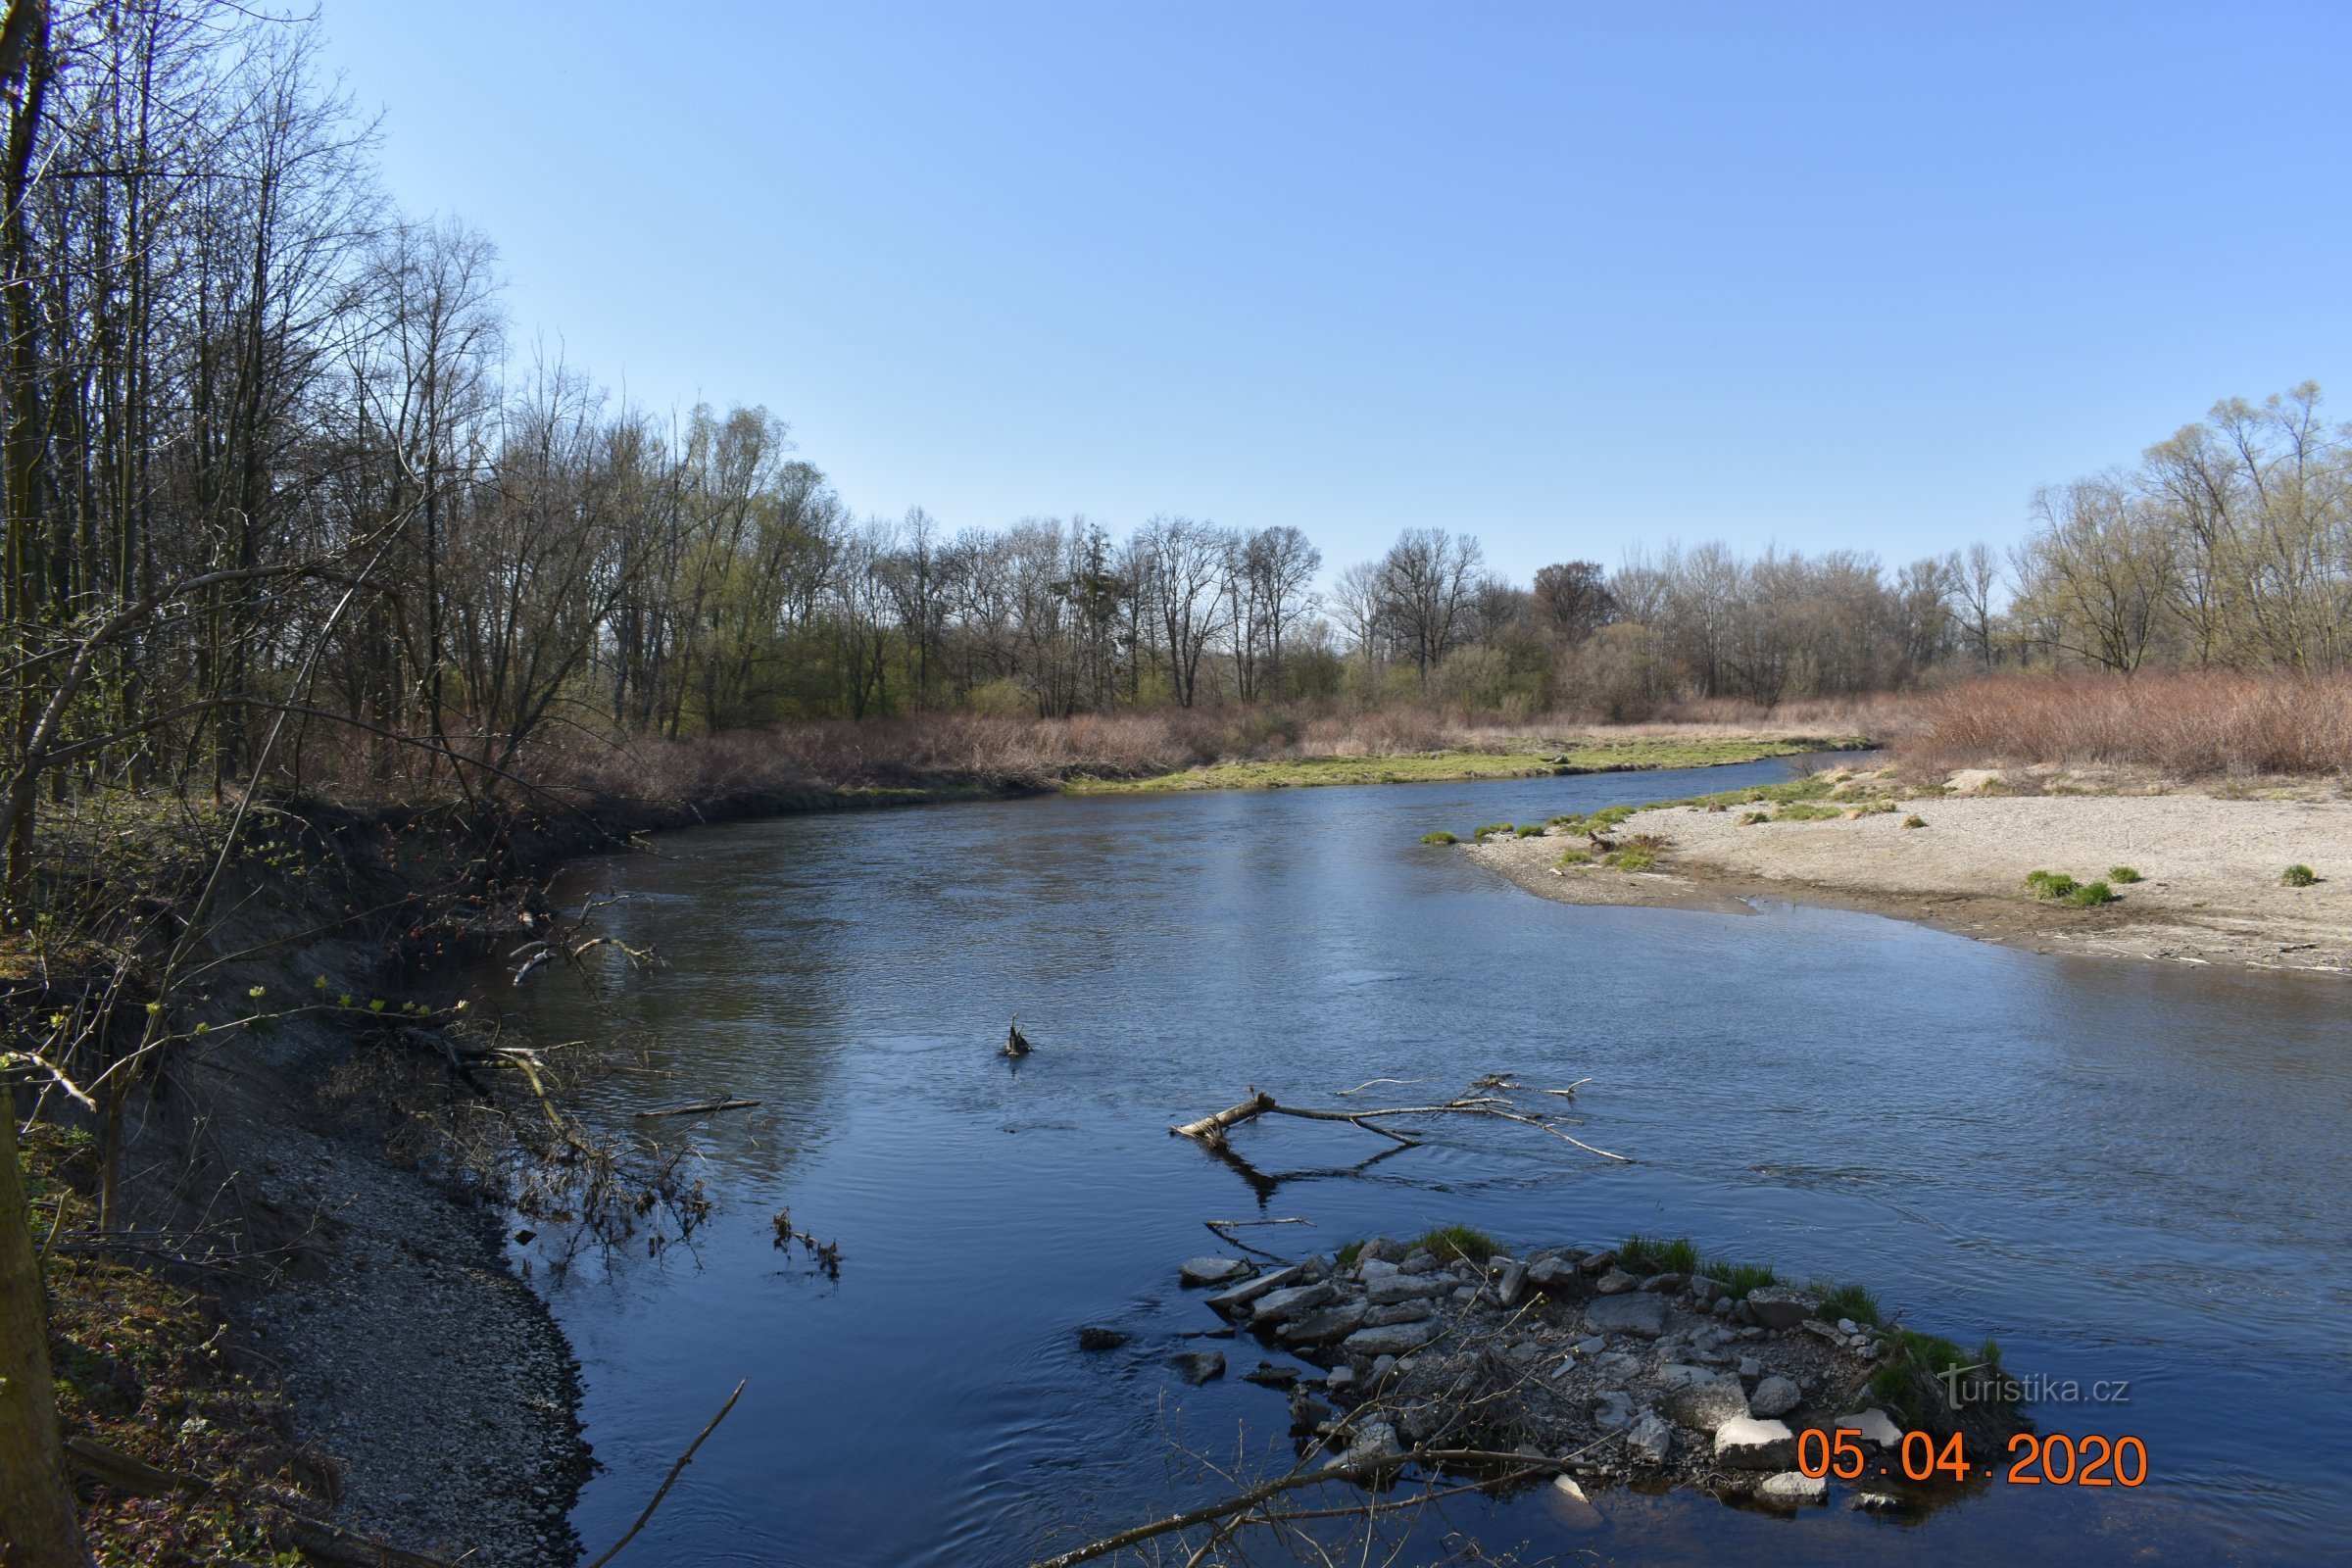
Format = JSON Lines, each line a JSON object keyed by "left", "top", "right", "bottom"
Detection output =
{"left": 1467, "top": 770, "right": 2352, "bottom": 974}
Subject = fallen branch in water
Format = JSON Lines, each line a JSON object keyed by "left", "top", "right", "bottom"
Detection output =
{"left": 1203, "top": 1216, "right": 1314, "bottom": 1257}
{"left": 635, "top": 1098, "right": 760, "bottom": 1119}
{"left": 582, "top": 1379, "right": 748, "bottom": 1568}
{"left": 1169, "top": 1078, "right": 1633, "bottom": 1162}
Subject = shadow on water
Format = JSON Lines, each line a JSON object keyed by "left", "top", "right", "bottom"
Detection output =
{"left": 487, "top": 758, "right": 2352, "bottom": 1566}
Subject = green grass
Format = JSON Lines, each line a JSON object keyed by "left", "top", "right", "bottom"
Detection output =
{"left": 1413, "top": 1223, "right": 1499, "bottom": 1264}
{"left": 2282, "top": 863, "right": 2319, "bottom": 886}
{"left": 1419, "top": 830, "right": 1457, "bottom": 846}
{"left": 2024, "top": 869, "right": 2080, "bottom": 900}
{"left": 2108, "top": 865, "right": 2142, "bottom": 883}
{"left": 1335, "top": 1240, "right": 1364, "bottom": 1267}
{"left": 1816, "top": 1280, "right": 1884, "bottom": 1326}
{"left": 1620, "top": 1233, "right": 1698, "bottom": 1275}
{"left": 1066, "top": 735, "right": 1858, "bottom": 794}
{"left": 1739, "top": 810, "right": 1770, "bottom": 825}
{"left": 1609, "top": 843, "right": 1660, "bottom": 872}
{"left": 1554, "top": 849, "right": 1594, "bottom": 867}
{"left": 1699, "top": 1257, "right": 1781, "bottom": 1298}
{"left": 1471, "top": 822, "right": 1516, "bottom": 840}
{"left": 1902, "top": 814, "right": 1928, "bottom": 828}
{"left": 1772, "top": 802, "right": 1845, "bottom": 822}
{"left": 2065, "top": 880, "right": 2118, "bottom": 906}
{"left": 1865, "top": 1329, "right": 2017, "bottom": 1426}
{"left": 1515, "top": 823, "right": 1546, "bottom": 838}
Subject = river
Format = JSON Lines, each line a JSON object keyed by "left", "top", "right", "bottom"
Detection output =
{"left": 483, "top": 759, "right": 2352, "bottom": 1566}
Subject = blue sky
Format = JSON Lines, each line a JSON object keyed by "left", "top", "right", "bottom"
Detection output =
{"left": 317, "top": 2, "right": 2352, "bottom": 584}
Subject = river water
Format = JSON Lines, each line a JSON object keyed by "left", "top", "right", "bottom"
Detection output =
{"left": 485, "top": 760, "right": 2351, "bottom": 1566}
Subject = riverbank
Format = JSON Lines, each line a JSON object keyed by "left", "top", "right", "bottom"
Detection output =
{"left": 1061, "top": 732, "right": 1865, "bottom": 793}
{"left": 1463, "top": 765, "right": 2352, "bottom": 974}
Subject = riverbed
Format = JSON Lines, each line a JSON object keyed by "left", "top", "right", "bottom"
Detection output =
{"left": 486, "top": 759, "right": 2351, "bottom": 1566}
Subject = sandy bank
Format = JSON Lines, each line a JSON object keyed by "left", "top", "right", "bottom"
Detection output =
{"left": 1468, "top": 776, "right": 2352, "bottom": 974}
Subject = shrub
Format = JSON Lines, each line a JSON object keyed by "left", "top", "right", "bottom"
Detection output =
{"left": 1471, "top": 822, "right": 1514, "bottom": 840}
{"left": 1419, "top": 830, "right": 1457, "bottom": 846}
{"left": 2108, "top": 865, "right": 2142, "bottom": 883}
{"left": 1901, "top": 814, "right": 1928, "bottom": 828}
{"left": 1610, "top": 843, "right": 1659, "bottom": 872}
{"left": 2024, "top": 870, "right": 2080, "bottom": 900}
{"left": 1515, "top": 823, "right": 1545, "bottom": 838}
{"left": 1896, "top": 670, "right": 2352, "bottom": 780}
{"left": 2283, "top": 863, "right": 2319, "bottom": 886}
{"left": 1554, "top": 850, "right": 1593, "bottom": 867}
{"left": 1620, "top": 1234, "right": 1698, "bottom": 1275}
{"left": 1414, "top": 1223, "right": 1498, "bottom": 1264}
{"left": 2065, "top": 880, "right": 2118, "bottom": 906}
{"left": 1816, "top": 1281, "right": 1883, "bottom": 1326}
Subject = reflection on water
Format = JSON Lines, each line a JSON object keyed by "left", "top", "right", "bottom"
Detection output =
{"left": 488, "top": 760, "right": 2352, "bottom": 1566}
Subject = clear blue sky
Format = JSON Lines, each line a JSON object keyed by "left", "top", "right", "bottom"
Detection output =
{"left": 317, "top": 1, "right": 2352, "bottom": 584}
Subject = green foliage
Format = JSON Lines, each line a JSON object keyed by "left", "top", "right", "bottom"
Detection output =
{"left": 2107, "top": 865, "right": 2142, "bottom": 883}
{"left": 1773, "top": 802, "right": 1844, "bottom": 822}
{"left": 1866, "top": 1328, "right": 2009, "bottom": 1425}
{"left": 1901, "top": 813, "right": 1928, "bottom": 828}
{"left": 1608, "top": 843, "right": 1659, "bottom": 871}
{"left": 1514, "top": 824, "right": 1546, "bottom": 838}
{"left": 1738, "top": 810, "right": 1770, "bottom": 825}
{"left": 1471, "top": 822, "right": 1515, "bottom": 840}
{"left": 1816, "top": 1280, "right": 1883, "bottom": 1326}
{"left": 1700, "top": 1257, "right": 1780, "bottom": 1298}
{"left": 1413, "top": 1223, "right": 1499, "bottom": 1263}
{"left": 1335, "top": 1240, "right": 1364, "bottom": 1267}
{"left": 1553, "top": 849, "right": 1593, "bottom": 867}
{"left": 1419, "top": 830, "right": 1457, "bottom": 846}
{"left": 2282, "top": 863, "right": 2319, "bottom": 886}
{"left": 2024, "top": 869, "right": 2080, "bottom": 899}
{"left": 2065, "top": 880, "right": 2117, "bottom": 906}
{"left": 1619, "top": 1233, "right": 1698, "bottom": 1275}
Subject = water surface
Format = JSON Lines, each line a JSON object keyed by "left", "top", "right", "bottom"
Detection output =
{"left": 492, "top": 760, "right": 2351, "bottom": 1566}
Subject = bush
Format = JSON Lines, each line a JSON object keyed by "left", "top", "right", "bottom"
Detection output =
{"left": 2024, "top": 869, "right": 2080, "bottom": 900}
{"left": 1896, "top": 670, "right": 2352, "bottom": 779}
{"left": 1554, "top": 850, "right": 1593, "bottom": 867}
{"left": 1414, "top": 1223, "right": 1498, "bottom": 1264}
{"left": 1620, "top": 1234, "right": 1698, "bottom": 1275}
{"left": 2065, "top": 880, "right": 2118, "bottom": 906}
{"left": 1901, "top": 814, "right": 1928, "bottom": 828}
{"left": 2108, "top": 865, "right": 2142, "bottom": 883}
{"left": 1471, "top": 822, "right": 1514, "bottom": 840}
{"left": 1420, "top": 830, "right": 1457, "bottom": 846}
{"left": 1817, "top": 1281, "right": 1883, "bottom": 1326}
{"left": 1610, "top": 843, "right": 1659, "bottom": 872}
{"left": 2283, "top": 863, "right": 2319, "bottom": 886}
{"left": 1515, "top": 823, "right": 1545, "bottom": 838}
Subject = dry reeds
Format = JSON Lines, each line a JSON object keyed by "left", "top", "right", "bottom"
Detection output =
{"left": 1895, "top": 671, "right": 2352, "bottom": 780}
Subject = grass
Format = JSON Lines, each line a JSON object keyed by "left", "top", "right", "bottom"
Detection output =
{"left": 1739, "top": 810, "right": 1770, "bottom": 825}
{"left": 1419, "top": 830, "right": 1457, "bottom": 846}
{"left": 1514, "top": 823, "right": 1546, "bottom": 838}
{"left": 1413, "top": 1223, "right": 1499, "bottom": 1264}
{"left": 1554, "top": 849, "right": 1593, "bottom": 867}
{"left": 2283, "top": 863, "right": 2320, "bottom": 886}
{"left": 1866, "top": 1329, "right": 2016, "bottom": 1427}
{"left": 1072, "top": 732, "right": 1855, "bottom": 794}
{"left": 1471, "top": 822, "right": 1516, "bottom": 840}
{"left": 2108, "top": 864, "right": 2143, "bottom": 883}
{"left": 1608, "top": 843, "right": 1659, "bottom": 872}
{"left": 1620, "top": 1233, "right": 1698, "bottom": 1275}
{"left": 1816, "top": 1280, "right": 1884, "bottom": 1327}
{"left": 2026, "top": 869, "right": 2120, "bottom": 906}
{"left": 1699, "top": 1257, "right": 1781, "bottom": 1298}
{"left": 1902, "top": 813, "right": 1928, "bottom": 828}
{"left": 1772, "top": 801, "right": 1846, "bottom": 822}
{"left": 1335, "top": 1240, "right": 1364, "bottom": 1267}
{"left": 2065, "top": 880, "right": 2118, "bottom": 906}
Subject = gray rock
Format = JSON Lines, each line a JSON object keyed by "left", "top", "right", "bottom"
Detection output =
{"left": 1287, "top": 1389, "right": 1333, "bottom": 1434}
{"left": 1362, "top": 1299, "right": 1434, "bottom": 1328}
{"left": 1251, "top": 1281, "right": 1337, "bottom": 1326}
{"left": 1180, "top": 1256, "right": 1254, "bottom": 1287}
{"left": 1242, "top": 1361, "right": 1298, "bottom": 1388}
{"left": 1580, "top": 1249, "right": 1619, "bottom": 1274}
{"left": 1688, "top": 1273, "right": 1725, "bottom": 1304}
{"left": 1594, "top": 1267, "right": 1640, "bottom": 1296}
{"left": 1495, "top": 1260, "right": 1530, "bottom": 1307}
{"left": 1526, "top": 1255, "right": 1577, "bottom": 1291}
{"left": 1205, "top": 1263, "right": 1304, "bottom": 1316}
{"left": 1325, "top": 1365, "right": 1356, "bottom": 1396}
{"left": 1850, "top": 1489, "right": 1914, "bottom": 1513}
{"left": 1639, "top": 1271, "right": 1688, "bottom": 1294}
{"left": 1712, "top": 1296, "right": 1735, "bottom": 1317}
{"left": 1660, "top": 1378, "right": 1750, "bottom": 1435}
{"left": 1545, "top": 1472, "right": 1602, "bottom": 1529}
{"left": 1738, "top": 1356, "right": 1762, "bottom": 1382}
{"left": 1398, "top": 1250, "right": 1440, "bottom": 1274}
{"left": 1748, "top": 1375, "right": 1802, "bottom": 1418}
{"left": 1173, "top": 1350, "right": 1226, "bottom": 1384}
{"left": 1714, "top": 1416, "right": 1796, "bottom": 1469}
{"left": 1625, "top": 1412, "right": 1673, "bottom": 1465}
{"left": 1574, "top": 1336, "right": 1606, "bottom": 1355}
{"left": 1342, "top": 1319, "right": 1444, "bottom": 1356}
{"left": 1757, "top": 1470, "right": 1828, "bottom": 1506}
{"left": 1837, "top": 1317, "right": 1859, "bottom": 1336}
{"left": 1836, "top": 1408, "right": 1903, "bottom": 1447}
{"left": 1279, "top": 1302, "right": 1368, "bottom": 1346}
{"left": 1365, "top": 1273, "right": 1446, "bottom": 1305}
{"left": 1584, "top": 1293, "right": 1667, "bottom": 1338}
{"left": 1353, "top": 1257, "right": 1400, "bottom": 1282}
{"left": 1077, "top": 1325, "right": 1128, "bottom": 1351}
{"left": 1594, "top": 1350, "right": 1641, "bottom": 1381}
{"left": 1358, "top": 1236, "right": 1410, "bottom": 1264}
{"left": 1653, "top": 1362, "right": 1716, "bottom": 1389}
{"left": 1326, "top": 1418, "right": 1404, "bottom": 1473}
{"left": 1745, "top": 1286, "right": 1817, "bottom": 1331}
{"left": 1592, "top": 1392, "right": 1634, "bottom": 1431}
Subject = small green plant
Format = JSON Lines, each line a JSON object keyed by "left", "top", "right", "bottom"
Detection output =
{"left": 1554, "top": 849, "right": 1593, "bottom": 867}
{"left": 1901, "top": 814, "right": 1927, "bottom": 829}
{"left": 2282, "top": 863, "right": 2319, "bottom": 887}
{"left": 1413, "top": 1223, "right": 1498, "bottom": 1264}
{"left": 1515, "top": 823, "right": 1545, "bottom": 838}
{"left": 2065, "top": 880, "right": 2117, "bottom": 906}
{"left": 1420, "top": 830, "right": 1457, "bottom": 846}
{"left": 1775, "top": 802, "right": 1844, "bottom": 822}
{"left": 1816, "top": 1281, "right": 1883, "bottom": 1326}
{"left": 2108, "top": 865, "right": 2142, "bottom": 884}
{"left": 1700, "top": 1258, "right": 1780, "bottom": 1298}
{"left": 1335, "top": 1240, "right": 1364, "bottom": 1267}
{"left": 2024, "top": 869, "right": 2080, "bottom": 900}
{"left": 1610, "top": 843, "right": 1659, "bottom": 872}
{"left": 1620, "top": 1234, "right": 1698, "bottom": 1275}
{"left": 1471, "top": 822, "right": 1515, "bottom": 841}
{"left": 1738, "top": 810, "right": 1769, "bottom": 825}
{"left": 1866, "top": 1329, "right": 2011, "bottom": 1426}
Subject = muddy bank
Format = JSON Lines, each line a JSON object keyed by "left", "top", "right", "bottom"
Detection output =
{"left": 1467, "top": 770, "right": 2351, "bottom": 974}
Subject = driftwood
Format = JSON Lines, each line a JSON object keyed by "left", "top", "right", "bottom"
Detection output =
{"left": 634, "top": 1098, "right": 760, "bottom": 1119}
{"left": 1171, "top": 1077, "right": 1632, "bottom": 1163}
{"left": 582, "top": 1378, "right": 747, "bottom": 1568}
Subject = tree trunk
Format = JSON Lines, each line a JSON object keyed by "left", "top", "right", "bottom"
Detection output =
{"left": 0, "top": 1101, "right": 94, "bottom": 1567}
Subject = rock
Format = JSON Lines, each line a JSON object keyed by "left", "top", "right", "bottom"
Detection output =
{"left": 1173, "top": 1350, "right": 1225, "bottom": 1384}
{"left": 1757, "top": 1470, "right": 1828, "bottom": 1506}
{"left": 1748, "top": 1375, "right": 1802, "bottom": 1418}
{"left": 1836, "top": 1408, "right": 1903, "bottom": 1447}
{"left": 1738, "top": 1356, "right": 1762, "bottom": 1382}
{"left": 1660, "top": 1378, "right": 1750, "bottom": 1435}
{"left": 1287, "top": 1388, "right": 1333, "bottom": 1434}
{"left": 1850, "top": 1489, "right": 1913, "bottom": 1512}
{"left": 1715, "top": 1416, "right": 1796, "bottom": 1469}
{"left": 1745, "top": 1286, "right": 1817, "bottom": 1331}
{"left": 1353, "top": 1257, "right": 1399, "bottom": 1282}
{"left": 1544, "top": 1472, "right": 1602, "bottom": 1529}
{"left": 1688, "top": 1273, "right": 1725, "bottom": 1304}
{"left": 1365, "top": 1273, "right": 1446, "bottom": 1305}
{"left": 1580, "top": 1249, "right": 1619, "bottom": 1274}
{"left": 1837, "top": 1317, "right": 1859, "bottom": 1336}
{"left": 1712, "top": 1297, "right": 1734, "bottom": 1317}
{"left": 1362, "top": 1299, "right": 1434, "bottom": 1328}
{"left": 1801, "top": 1319, "right": 1847, "bottom": 1347}
{"left": 1495, "top": 1260, "right": 1529, "bottom": 1307}
{"left": 1280, "top": 1302, "right": 1368, "bottom": 1346}
{"left": 1594, "top": 1350, "right": 1641, "bottom": 1381}
{"left": 1526, "top": 1255, "right": 1577, "bottom": 1291}
{"left": 1242, "top": 1361, "right": 1298, "bottom": 1388}
{"left": 1251, "top": 1281, "right": 1337, "bottom": 1326}
{"left": 1639, "top": 1271, "right": 1687, "bottom": 1294}
{"left": 1180, "top": 1256, "right": 1253, "bottom": 1287}
{"left": 1205, "top": 1263, "right": 1304, "bottom": 1316}
{"left": 1574, "top": 1336, "right": 1606, "bottom": 1355}
{"left": 1592, "top": 1392, "right": 1634, "bottom": 1431}
{"left": 1584, "top": 1294, "right": 1667, "bottom": 1338}
{"left": 1654, "top": 1362, "right": 1717, "bottom": 1389}
{"left": 1369, "top": 1353, "right": 1397, "bottom": 1384}
{"left": 1625, "top": 1412, "right": 1673, "bottom": 1465}
{"left": 1398, "top": 1250, "right": 1440, "bottom": 1274}
{"left": 1594, "top": 1267, "right": 1640, "bottom": 1296}
{"left": 1342, "top": 1319, "right": 1443, "bottom": 1356}
{"left": 1077, "top": 1325, "right": 1128, "bottom": 1351}
{"left": 1328, "top": 1419, "right": 1405, "bottom": 1473}
{"left": 1358, "top": 1236, "right": 1410, "bottom": 1264}
{"left": 1325, "top": 1366, "right": 1355, "bottom": 1396}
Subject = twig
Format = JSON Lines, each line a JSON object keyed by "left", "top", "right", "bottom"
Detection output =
{"left": 634, "top": 1099, "right": 760, "bottom": 1119}
{"left": 582, "top": 1379, "right": 748, "bottom": 1568}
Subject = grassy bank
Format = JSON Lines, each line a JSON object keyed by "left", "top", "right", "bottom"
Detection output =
{"left": 1061, "top": 733, "right": 1864, "bottom": 793}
